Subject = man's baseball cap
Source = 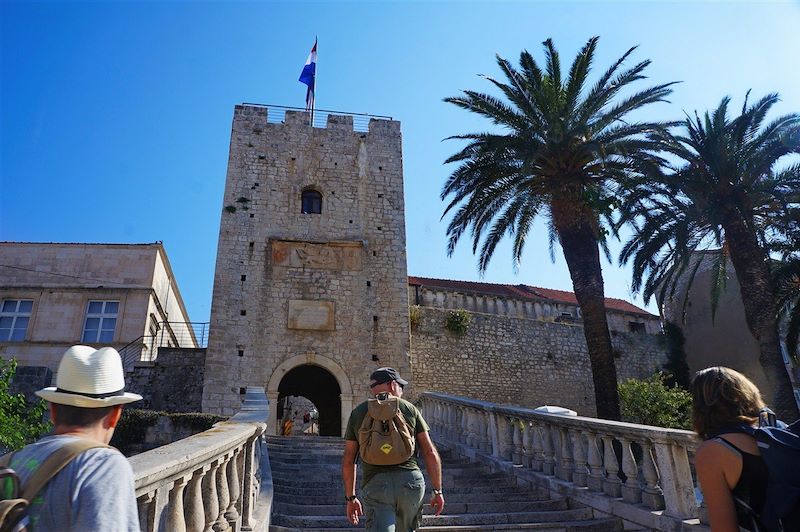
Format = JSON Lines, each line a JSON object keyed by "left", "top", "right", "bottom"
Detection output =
{"left": 370, "top": 367, "right": 408, "bottom": 388}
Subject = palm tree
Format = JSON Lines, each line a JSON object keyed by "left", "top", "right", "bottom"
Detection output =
{"left": 619, "top": 93, "right": 800, "bottom": 420}
{"left": 441, "top": 37, "right": 675, "bottom": 420}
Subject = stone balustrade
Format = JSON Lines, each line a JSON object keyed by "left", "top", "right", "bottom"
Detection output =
{"left": 130, "top": 387, "right": 270, "bottom": 532}
{"left": 419, "top": 392, "right": 706, "bottom": 531}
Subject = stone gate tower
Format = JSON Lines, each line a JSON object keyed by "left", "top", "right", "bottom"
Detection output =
{"left": 202, "top": 105, "right": 411, "bottom": 436}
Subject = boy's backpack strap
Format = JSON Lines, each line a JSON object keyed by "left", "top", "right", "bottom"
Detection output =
{"left": 20, "top": 439, "right": 109, "bottom": 502}
{"left": 0, "top": 453, "right": 14, "bottom": 469}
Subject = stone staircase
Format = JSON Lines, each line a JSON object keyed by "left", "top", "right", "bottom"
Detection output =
{"left": 266, "top": 435, "right": 622, "bottom": 531}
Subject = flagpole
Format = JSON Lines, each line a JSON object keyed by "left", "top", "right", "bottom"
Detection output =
{"left": 311, "top": 37, "right": 317, "bottom": 126}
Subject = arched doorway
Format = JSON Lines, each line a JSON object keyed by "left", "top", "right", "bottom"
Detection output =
{"left": 277, "top": 364, "right": 341, "bottom": 436}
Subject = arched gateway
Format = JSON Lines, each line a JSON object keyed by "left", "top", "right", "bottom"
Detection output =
{"left": 267, "top": 354, "right": 353, "bottom": 437}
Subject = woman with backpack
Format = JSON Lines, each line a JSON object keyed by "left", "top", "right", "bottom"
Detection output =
{"left": 692, "top": 366, "right": 772, "bottom": 531}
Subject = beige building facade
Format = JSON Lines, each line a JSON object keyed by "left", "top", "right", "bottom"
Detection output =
{"left": 0, "top": 242, "right": 197, "bottom": 376}
{"left": 202, "top": 106, "right": 411, "bottom": 435}
{"left": 659, "top": 251, "right": 800, "bottom": 406}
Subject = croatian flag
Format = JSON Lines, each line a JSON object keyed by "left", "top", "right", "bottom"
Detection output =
{"left": 299, "top": 39, "right": 317, "bottom": 111}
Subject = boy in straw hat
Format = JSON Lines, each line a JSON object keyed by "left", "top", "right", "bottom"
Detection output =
{"left": 2, "top": 345, "right": 142, "bottom": 530}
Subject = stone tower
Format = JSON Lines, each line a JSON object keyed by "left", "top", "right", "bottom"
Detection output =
{"left": 202, "top": 105, "right": 410, "bottom": 436}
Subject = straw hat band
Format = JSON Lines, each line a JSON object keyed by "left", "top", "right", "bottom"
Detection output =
{"left": 55, "top": 387, "right": 126, "bottom": 399}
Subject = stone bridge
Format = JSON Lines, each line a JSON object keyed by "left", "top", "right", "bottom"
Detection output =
{"left": 130, "top": 390, "right": 707, "bottom": 531}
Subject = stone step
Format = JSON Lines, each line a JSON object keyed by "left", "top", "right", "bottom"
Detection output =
{"left": 272, "top": 490, "right": 550, "bottom": 506}
{"left": 274, "top": 508, "right": 595, "bottom": 529}
{"left": 270, "top": 519, "right": 622, "bottom": 532}
{"left": 269, "top": 471, "right": 517, "bottom": 486}
{"left": 272, "top": 498, "right": 569, "bottom": 516}
{"left": 269, "top": 481, "right": 542, "bottom": 497}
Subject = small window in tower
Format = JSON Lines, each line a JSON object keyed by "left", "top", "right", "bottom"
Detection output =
{"left": 301, "top": 189, "right": 322, "bottom": 214}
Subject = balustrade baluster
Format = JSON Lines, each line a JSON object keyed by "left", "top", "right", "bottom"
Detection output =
{"left": 214, "top": 454, "right": 232, "bottom": 532}
{"left": 586, "top": 431, "right": 603, "bottom": 491}
{"left": 620, "top": 437, "right": 642, "bottom": 503}
{"left": 224, "top": 449, "right": 242, "bottom": 527}
{"left": 522, "top": 421, "right": 534, "bottom": 468}
{"left": 185, "top": 467, "right": 207, "bottom": 532}
{"left": 137, "top": 492, "right": 156, "bottom": 532}
{"left": 483, "top": 412, "right": 492, "bottom": 453}
{"left": 512, "top": 418, "right": 523, "bottom": 465}
{"left": 557, "top": 427, "right": 573, "bottom": 481}
{"left": 165, "top": 477, "right": 189, "bottom": 532}
{"left": 541, "top": 424, "right": 555, "bottom": 475}
{"left": 641, "top": 441, "right": 665, "bottom": 510}
{"left": 531, "top": 423, "right": 544, "bottom": 472}
{"left": 499, "top": 416, "right": 513, "bottom": 460}
{"left": 459, "top": 407, "right": 468, "bottom": 444}
{"left": 203, "top": 461, "right": 221, "bottom": 532}
{"left": 601, "top": 435, "right": 622, "bottom": 498}
{"left": 571, "top": 429, "right": 587, "bottom": 486}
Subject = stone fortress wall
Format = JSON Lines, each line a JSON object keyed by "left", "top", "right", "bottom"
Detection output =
{"left": 202, "top": 106, "right": 411, "bottom": 425}
{"left": 409, "top": 302, "right": 668, "bottom": 417}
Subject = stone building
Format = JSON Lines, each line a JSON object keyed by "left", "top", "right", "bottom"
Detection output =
{"left": 658, "top": 250, "right": 800, "bottom": 407}
{"left": 202, "top": 106, "right": 411, "bottom": 436}
{"left": 408, "top": 277, "right": 667, "bottom": 416}
{"left": 202, "top": 104, "right": 670, "bottom": 434}
{"left": 0, "top": 242, "right": 199, "bottom": 378}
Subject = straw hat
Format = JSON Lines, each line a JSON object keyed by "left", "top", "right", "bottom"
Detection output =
{"left": 36, "top": 345, "right": 142, "bottom": 408}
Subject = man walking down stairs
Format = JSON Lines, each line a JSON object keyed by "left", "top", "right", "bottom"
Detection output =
{"left": 266, "top": 435, "right": 622, "bottom": 531}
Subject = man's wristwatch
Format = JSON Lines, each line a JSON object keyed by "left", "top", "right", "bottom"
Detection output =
{"left": 432, "top": 488, "right": 443, "bottom": 496}
{"left": 345, "top": 495, "right": 357, "bottom": 502}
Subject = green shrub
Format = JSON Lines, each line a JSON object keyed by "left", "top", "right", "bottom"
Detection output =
{"left": 618, "top": 373, "right": 692, "bottom": 430}
{"left": 409, "top": 305, "right": 421, "bottom": 331}
{"left": 445, "top": 309, "right": 471, "bottom": 335}
{"left": 0, "top": 358, "right": 52, "bottom": 451}
{"left": 112, "top": 409, "right": 228, "bottom": 452}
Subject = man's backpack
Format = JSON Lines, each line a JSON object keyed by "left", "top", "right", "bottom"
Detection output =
{"left": 717, "top": 409, "right": 800, "bottom": 531}
{"left": 357, "top": 395, "right": 415, "bottom": 466}
{"left": 0, "top": 440, "right": 108, "bottom": 532}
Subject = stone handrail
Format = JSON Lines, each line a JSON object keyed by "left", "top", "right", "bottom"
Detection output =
{"left": 418, "top": 392, "right": 705, "bottom": 530}
{"left": 130, "top": 387, "right": 269, "bottom": 532}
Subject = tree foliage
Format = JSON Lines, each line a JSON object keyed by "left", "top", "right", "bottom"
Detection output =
{"left": 618, "top": 373, "right": 692, "bottom": 430}
{"left": 441, "top": 36, "right": 675, "bottom": 420}
{"left": 0, "top": 358, "right": 52, "bottom": 451}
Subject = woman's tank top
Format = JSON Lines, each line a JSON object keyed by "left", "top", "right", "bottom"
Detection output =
{"left": 713, "top": 436, "right": 769, "bottom": 530}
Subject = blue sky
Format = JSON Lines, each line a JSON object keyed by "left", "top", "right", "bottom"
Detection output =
{"left": 2, "top": 1, "right": 800, "bottom": 323}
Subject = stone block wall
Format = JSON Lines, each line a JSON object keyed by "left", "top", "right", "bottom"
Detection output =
{"left": 409, "top": 307, "right": 668, "bottom": 416}
{"left": 10, "top": 365, "right": 53, "bottom": 402}
{"left": 127, "top": 347, "right": 206, "bottom": 412}
{"left": 203, "top": 106, "right": 410, "bottom": 421}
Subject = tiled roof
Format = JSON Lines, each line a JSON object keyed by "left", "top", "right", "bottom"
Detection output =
{"left": 408, "top": 276, "right": 654, "bottom": 317}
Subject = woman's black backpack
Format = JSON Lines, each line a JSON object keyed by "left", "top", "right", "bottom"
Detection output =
{"left": 722, "top": 409, "right": 800, "bottom": 531}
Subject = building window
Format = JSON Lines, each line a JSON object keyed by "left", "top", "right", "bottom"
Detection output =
{"left": 0, "top": 300, "right": 33, "bottom": 341}
{"left": 301, "top": 189, "right": 322, "bottom": 214}
{"left": 82, "top": 301, "right": 119, "bottom": 343}
{"left": 628, "top": 321, "right": 646, "bottom": 333}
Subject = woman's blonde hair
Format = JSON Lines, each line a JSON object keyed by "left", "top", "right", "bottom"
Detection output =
{"left": 691, "top": 366, "right": 765, "bottom": 439}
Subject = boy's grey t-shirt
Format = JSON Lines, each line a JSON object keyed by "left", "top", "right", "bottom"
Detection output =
{"left": 8, "top": 434, "right": 140, "bottom": 531}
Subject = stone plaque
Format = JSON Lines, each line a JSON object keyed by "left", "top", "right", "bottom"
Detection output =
{"left": 272, "top": 240, "right": 362, "bottom": 270}
{"left": 288, "top": 300, "right": 335, "bottom": 331}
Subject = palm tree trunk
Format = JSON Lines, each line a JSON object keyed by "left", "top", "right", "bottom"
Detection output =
{"left": 552, "top": 199, "right": 621, "bottom": 420}
{"left": 723, "top": 213, "right": 799, "bottom": 421}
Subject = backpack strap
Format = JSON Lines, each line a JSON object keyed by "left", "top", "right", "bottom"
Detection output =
{"left": 0, "top": 452, "right": 14, "bottom": 469}
{"left": 711, "top": 437, "right": 743, "bottom": 456}
{"left": 20, "top": 439, "right": 109, "bottom": 502}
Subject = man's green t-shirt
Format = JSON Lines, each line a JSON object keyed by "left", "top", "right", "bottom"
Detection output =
{"left": 344, "top": 397, "right": 429, "bottom": 487}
